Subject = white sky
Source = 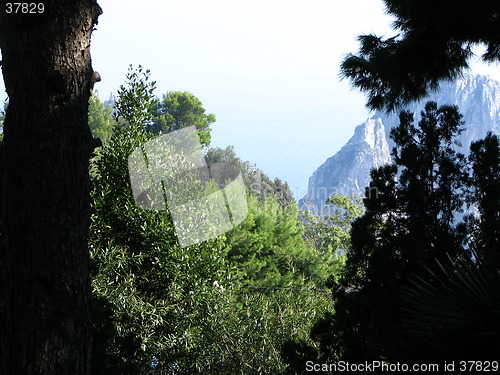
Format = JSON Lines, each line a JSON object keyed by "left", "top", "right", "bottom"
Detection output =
{"left": 88, "top": 0, "right": 394, "bottom": 122}
{"left": 1, "top": 0, "right": 498, "bottom": 122}
{"left": 89, "top": 0, "right": 499, "bottom": 118}
{"left": 1, "top": 0, "right": 499, "bottom": 195}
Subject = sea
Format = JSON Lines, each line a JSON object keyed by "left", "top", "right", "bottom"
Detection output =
{"left": 210, "top": 120, "right": 356, "bottom": 200}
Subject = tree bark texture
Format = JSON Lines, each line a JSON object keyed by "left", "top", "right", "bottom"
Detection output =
{"left": 0, "top": 1, "right": 102, "bottom": 373}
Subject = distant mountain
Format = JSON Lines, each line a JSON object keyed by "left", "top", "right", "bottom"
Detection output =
{"left": 103, "top": 91, "right": 117, "bottom": 109}
{"left": 299, "top": 118, "right": 391, "bottom": 215}
{"left": 300, "top": 74, "right": 500, "bottom": 215}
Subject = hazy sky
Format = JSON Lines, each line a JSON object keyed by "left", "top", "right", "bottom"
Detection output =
{"left": 1, "top": 0, "right": 499, "bottom": 196}
{"left": 88, "top": 0, "right": 394, "bottom": 121}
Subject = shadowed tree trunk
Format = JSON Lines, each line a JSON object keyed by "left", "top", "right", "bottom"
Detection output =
{"left": 0, "top": 1, "right": 102, "bottom": 373}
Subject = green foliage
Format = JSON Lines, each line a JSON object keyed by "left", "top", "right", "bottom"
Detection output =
{"left": 270, "top": 178, "right": 295, "bottom": 209}
{"left": 205, "top": 146, "right": 295, "bottom": 208}
{"left": 341, "top": 0, "right": 500, "bottom": 110}
{"left": 224, "top": 195, "right": 337, "bottom": 291}
{"left": 90, "top": 67, "right": 212, "bottom": 372}
{"left": 388, "top": 133, "right": 500, "bottom": 362}
{"left": 302, "top": 195, "right": 363, "bottom": 255}
{"left": 114, "top": 65, "right": 157, "bottom": 128}
{"left": 206, "top": 146, "right": 334, "bottom": 289}
{"left": 90, "top": 96, "right": 229, "bottom": 373}
{"left": 180, "top": 286, "right": 335, "bottom": 374}
{"left": 151, "top": 91, "right": 215, "bottom": 147}
{"left": 90, "top": 121, "right": 336, "bottom": 374}
{"left": 464, "top": 132, "right": 500, "bottom": 267}
{"left": 88, "top": 91, "right": 116, "bottom": 142}
{"left": 311, "top": 102, "right": 470, "bottom": 362}
{"left": 391, "top": 102, "right": 467, "bottom": 254}
{"left": 89, "top": 66, "right": 340, "bottom": 374}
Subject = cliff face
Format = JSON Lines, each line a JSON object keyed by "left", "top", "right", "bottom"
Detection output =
{"left": 377, "top": 74, "right": 500, "bottom": 152}
{"left": 300, "top": 74, "right": 500, "bottom": 215}
{"left": 299, "top": 118, "right": 391, "bottom": 215}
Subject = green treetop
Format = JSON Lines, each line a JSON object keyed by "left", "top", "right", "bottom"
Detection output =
{"left": 151, "top": 91, "right": 215, "bottom": 147}
{"left": 114, "top": 65, "right": 157, "bottom": 128}
{"left": 88, "top": 91, "right": 115, "bottom": 142}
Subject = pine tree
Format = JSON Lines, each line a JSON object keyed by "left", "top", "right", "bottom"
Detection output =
{"left": 313, "top": 102, "right": 468, "bottom": 362}
{"left": 341, "top": 0, "right": 500, "bottom": 111}
{"left": 465, "top": 132, "right": 500, "bottom": 268}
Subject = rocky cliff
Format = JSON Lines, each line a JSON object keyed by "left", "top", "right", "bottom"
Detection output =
{"left": 300, "top": 74, "right": 500, "bottom": 215}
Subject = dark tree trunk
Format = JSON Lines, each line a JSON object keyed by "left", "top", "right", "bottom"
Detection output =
{"left": 0, "top": 1, "right": 102, "bottom": 374}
